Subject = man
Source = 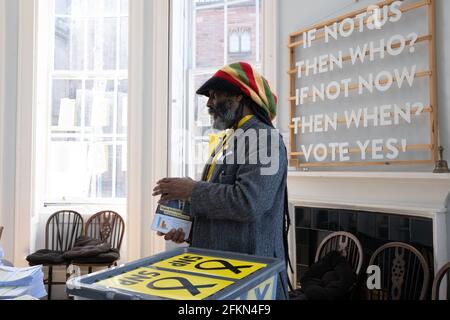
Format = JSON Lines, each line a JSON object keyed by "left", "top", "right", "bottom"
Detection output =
{"left": 153, "top": 62, "right": 290, "bottom": 299}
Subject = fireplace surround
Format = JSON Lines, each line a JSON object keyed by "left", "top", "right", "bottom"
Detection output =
{"left": 287, "top": 171, "right": 450, "bottom": 297}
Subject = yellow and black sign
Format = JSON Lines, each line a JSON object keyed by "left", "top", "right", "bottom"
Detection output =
{"left": 97, "top": 267, "right": 234, "bottom": 300}
{"left": 152, "top": 254, "right": 267, "bottom": 280}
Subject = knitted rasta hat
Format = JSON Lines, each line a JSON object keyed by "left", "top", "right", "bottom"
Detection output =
{"left": 196, "top": 62, "right": 278, "bottom": 120}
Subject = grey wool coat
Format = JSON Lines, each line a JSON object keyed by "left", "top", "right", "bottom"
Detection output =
{"left": 185, "top": 116, "right": 289, "bottom": 300}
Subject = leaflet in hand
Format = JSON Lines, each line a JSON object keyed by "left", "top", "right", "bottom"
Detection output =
{"left": 152, "top": 200, "right": 192, "bottom": 241}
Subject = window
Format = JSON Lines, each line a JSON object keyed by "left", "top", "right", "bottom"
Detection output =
{"left": 170, "top": 0, "right": 263, "bottom": 180}
{"left": 228, "top": 27, "right": 252, "bottom": 54}
{"left": 43, "top": 0, "right": 128, "bottom": 203}
{"left": 229, "top": 32, "right": 240, "bottom": 53}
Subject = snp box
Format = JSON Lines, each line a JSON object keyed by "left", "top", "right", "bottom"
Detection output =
{"left": 66, "top": 247, "right": 284, "bottom": 300}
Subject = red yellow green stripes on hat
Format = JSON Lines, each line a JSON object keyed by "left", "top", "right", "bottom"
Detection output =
{"left": 214, "top": 62, "right": 278, "bottom": 120}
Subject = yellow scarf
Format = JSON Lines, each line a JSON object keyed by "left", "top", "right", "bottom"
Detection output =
{"left": 206, "top": 115, "right": 254, "bottom": 182}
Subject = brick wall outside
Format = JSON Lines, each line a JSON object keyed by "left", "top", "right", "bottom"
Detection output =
{"left": 195, "top": 3, "right": 261, "bottom": 69}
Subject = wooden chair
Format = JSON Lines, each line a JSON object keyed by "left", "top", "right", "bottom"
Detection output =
{"left": 72, "top": 210, "right": 125, "bottom": 273}
{"left": 27, "top": 210, "right": 84, "bottom": 300}
{"left": 315, "top": 231, "right": 364, "bottom": 275}
{"left": 432, "top": 262, "right": 450, "bottom": 300}
{"left": 291, "top": 232, "right": 363, "bottom": 300}
{"left": 367, "top": 242, "right": 429, "bottom": 300}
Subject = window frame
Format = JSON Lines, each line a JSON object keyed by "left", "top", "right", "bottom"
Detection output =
{"left": 15, "top": 0, "right": 38, "bottom": 265}
{"left": 127, "top": 0, "right": 170, "bottom": 259}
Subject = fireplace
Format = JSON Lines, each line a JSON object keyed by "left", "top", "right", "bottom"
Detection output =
{"left": 287, "top": 171, "right": 450, "bottom": 297}
{"left": 293, "top": 207, "right": 434, "bottom": 295}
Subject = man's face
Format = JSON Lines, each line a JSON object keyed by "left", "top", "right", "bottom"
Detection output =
{"left": 207, "top": 90, "right": 242, "bottom": 130}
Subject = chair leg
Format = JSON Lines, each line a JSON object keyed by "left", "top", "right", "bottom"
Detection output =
{"left": 88, "top": 266, "right": 92, "bottom": 274}
{"left": 47, "top": 265, "right": 53, "bottom": 300}
{"left": 65, "top": 264, "right": 69, "bottom": 281}
{"left": 65, "top": 264, "right": 73, "bottom": 300}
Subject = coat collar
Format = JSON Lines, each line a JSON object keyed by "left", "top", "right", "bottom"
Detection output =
{"left": 206, "top": 116, "right": 260, "bottom": 183}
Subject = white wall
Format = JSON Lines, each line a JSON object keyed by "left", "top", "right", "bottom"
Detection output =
{"left": 278, "top": 0, "right": 450, "bottom": 172}
{"left": 435, "top": 0, "right": 450, "bottom": 159}
{"left": 0, "top": 0, "right": 4, "bottom": 243}
{"left": 0, "top": 0, "right": 19, "bottom": 260}
{"left": 0, "top": 0, "right": 4, "bottom": 226}
{"left": 136, "top": 0, "right": 169, "bottom": 258}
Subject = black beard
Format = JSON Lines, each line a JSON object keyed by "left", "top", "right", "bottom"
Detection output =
{"left": 209, "top": 98, "right": 240, "bottom": 130}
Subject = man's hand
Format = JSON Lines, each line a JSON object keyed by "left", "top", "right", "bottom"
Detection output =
{"left": 157, "top": 229, "right": 186, "bottom": 244}
{"left": 152, "top": 177, "right": 197, "bottom": 203}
